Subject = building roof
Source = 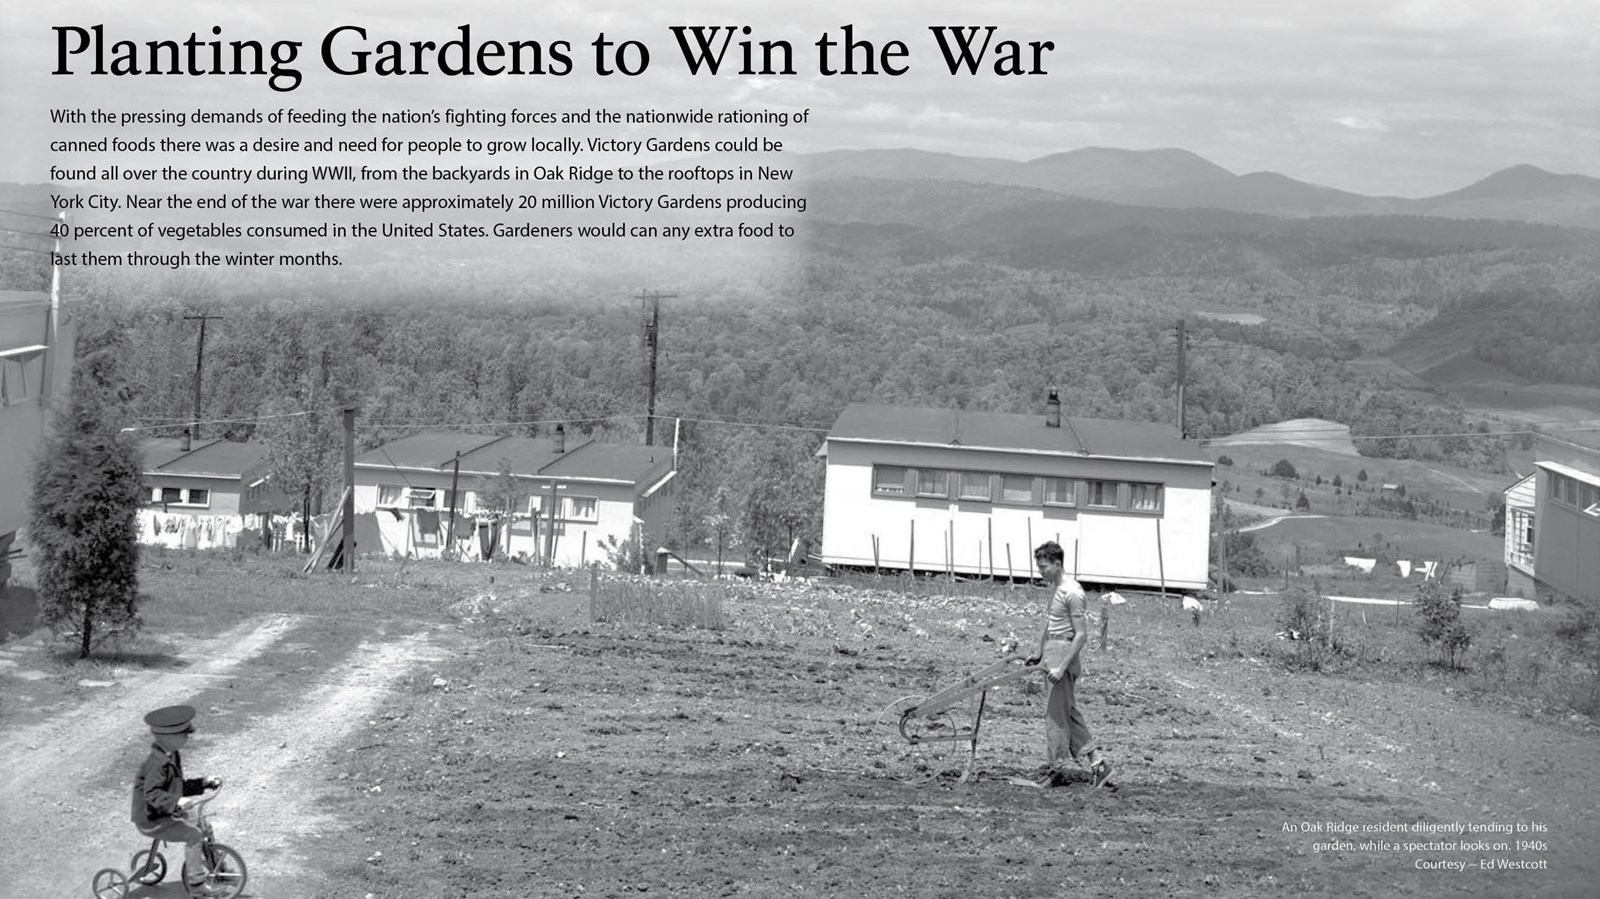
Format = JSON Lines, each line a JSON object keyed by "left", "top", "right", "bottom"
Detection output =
{"left": 353, "top": 432, "right": 504, "bottom": 471}
{"left": 355, "top": 431, "right": 673, "bottom": 488}
{"left": 139, "top": 438, "right": 269, "bottom": 479}
{"left": 826, "top": 403, "right": 1212, "bottom": 467}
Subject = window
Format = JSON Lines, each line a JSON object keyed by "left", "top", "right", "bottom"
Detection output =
{"left": 406, "top": 487, "right": 437, "bottom": 508}
{"left": 377, "top": 484, "right": 405, "bottom": 506}
{"left": 999, "top": 475, "right": 1035, "bottom": 504}
{"left": 153, "top": 486, "right": 211, "bottom": 508}
{"left": 1550, "top": 473, "right": 1580, "bottom": 507}
{"left": 957, "top": 472, "right": 992, "bottom": 501}
{"left": 562, "top": 495, "right": 598, "bottom": 522}
{"left": 0, "top": 347, "right": 45, "bottom": 407}
{"left": 1582, "top": 483, "right": 1600, "bottom": 518}
{"left": 872, "top": 465, "right": 908, "bottom": 496}
{"left": 1086, "top": 480, "right": 1119, "bottom": 508}
{"left": 1042, "top": 477, "right": 1077, "bottom": 507}
{"left": 1128, "top": 482, "right": 1163, "bottom": 513}
{"left": 915, "top": 469, "right": 950, "bottom": 498}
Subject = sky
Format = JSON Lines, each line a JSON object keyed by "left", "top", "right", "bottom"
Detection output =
{"left": 5, "top": 0, "right": 1597, "bottom": 197}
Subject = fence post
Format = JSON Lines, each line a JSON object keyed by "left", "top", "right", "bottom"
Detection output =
{"left": 588, "top": 562, "right": 599, "bottom": 624}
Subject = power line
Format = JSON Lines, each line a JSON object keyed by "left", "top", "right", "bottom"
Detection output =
{"left": 120, "top": 409, "right": 314, "bottom": 433}
{"left": 114, "top": 398, "right": 1600, "bottom": 447}
{"left": 0, "top": 225, "right": 51, "bottom": 240}
{"left": 0, "top": 242, "right": 51, "bottom": 255}
{"left": 0, "top": 208, "right": 59, "bottom": 222}
{"left": 360, "top": 413, "right": 646, "bottom": 431}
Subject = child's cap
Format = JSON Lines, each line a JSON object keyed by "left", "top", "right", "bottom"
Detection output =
{"left": 144, "top": 705, "right": 196, "bottom": 735}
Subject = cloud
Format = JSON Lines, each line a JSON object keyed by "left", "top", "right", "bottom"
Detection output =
{"left": 1333, "top": 116, "right": 1390, "bottom": 133}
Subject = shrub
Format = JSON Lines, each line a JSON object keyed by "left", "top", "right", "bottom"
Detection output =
{"left": 1413, "top": 581, "right": 1472, "bottom": 669}
{"left": 597, "top": 524, "right": 646, "bottom": 573}
{"left": 1275, "top": 586, "right": 1341, "bottom": 671}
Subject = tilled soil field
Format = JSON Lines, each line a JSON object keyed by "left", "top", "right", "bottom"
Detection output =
{"left": 293, "top": 577, "right": 1597, "bottom": 899}
{"left": 5, "top": 563, "right": 1596, "bottom": 899}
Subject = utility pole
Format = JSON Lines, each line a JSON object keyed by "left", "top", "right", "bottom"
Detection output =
{"left": 445, "top": 451, "right": 462, "bottom": 553}
{"left": 639, "top": 290, "right": 677, "bottom": 445}
{"left": 40, "top": 212, "right": 65, "bottom": 403}
{"left": 182, "top": 312, "right": 224, "bottom": 449}
{"left": 341, "top": 404, "right": 356, "bottom": 574}
{"left": 1175, "top": 318, "right": 1187, "bottom": 440}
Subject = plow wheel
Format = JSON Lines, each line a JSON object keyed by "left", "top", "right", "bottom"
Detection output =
{"left": 875, "top": 696, "right": 968, "bottom": 783}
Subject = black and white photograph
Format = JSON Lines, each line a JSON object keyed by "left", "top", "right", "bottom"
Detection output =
{"left": 3, "top": 1, "right": 1597, "bottom": 896}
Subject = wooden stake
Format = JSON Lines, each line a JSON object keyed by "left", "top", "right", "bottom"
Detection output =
{"left": 1156, "top": 519, "right": 1167, "bottom": 599}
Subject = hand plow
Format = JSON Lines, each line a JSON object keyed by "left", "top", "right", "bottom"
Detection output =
{"left": 880, "top": 652, "right": 1047, "bottom": 783}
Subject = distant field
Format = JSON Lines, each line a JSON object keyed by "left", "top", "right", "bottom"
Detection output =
{"left": 1206, "top": 437, "right": 1511, "bottom": 513}
{"left": 1195, "top": 310, "right": 1266, "bottom": 325}
{"left": 1363, "top": 340, "right": 1600, "bottom": 430}
{"left": 1245, "top": 512, "right": 1503, "bottom": 567}
{"left": 1207, "top": 418, "right": 1359, "bottom": 457}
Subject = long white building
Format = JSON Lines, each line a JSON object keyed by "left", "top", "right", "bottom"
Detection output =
{"left": 818, "top": 397, "right": 1214, "bottom": 591}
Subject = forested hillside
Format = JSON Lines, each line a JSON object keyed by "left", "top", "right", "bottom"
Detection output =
{"left": 4, "top": 158, "right": 1597, "bottom": 558}
{"left": 40, "top": 251, "right": 1531, "bottom": 558}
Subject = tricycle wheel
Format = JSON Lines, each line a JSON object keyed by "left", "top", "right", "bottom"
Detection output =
{"left": 182, "top": 842, "right": 247, "bottom": 899}
{"left": 91, "top": 868, "right": 128, "bottom": 899}
{"left": 130, "top": 848, "right": 166, "bottom": 884}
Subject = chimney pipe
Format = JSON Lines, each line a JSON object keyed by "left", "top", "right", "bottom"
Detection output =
{"left": 554, "top": 423, "right": 566, "bottom": 453}
{"left": 1045, "top": 388, "right": 1061, "bottom": 428}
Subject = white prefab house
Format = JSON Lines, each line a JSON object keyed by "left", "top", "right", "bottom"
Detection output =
{"left": 352, "top": 430, "right": 676, "bottom": 567}
{"left": 819, "top": 401, "right": 1214, "bottom": 591}
{"left": 135, "top": 438, "right": 280, "bottom": 551}
{"left": 1503, "top": 472, "right": 1537, "bottom": 596}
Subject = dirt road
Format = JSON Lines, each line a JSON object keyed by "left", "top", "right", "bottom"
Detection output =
{"left": 0, "top": 614, "right": 445, "bottom": 899}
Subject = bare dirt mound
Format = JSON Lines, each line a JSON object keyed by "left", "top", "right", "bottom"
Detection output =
{"left": 1210, "top": 418, "right": 1360, "bottom": 457}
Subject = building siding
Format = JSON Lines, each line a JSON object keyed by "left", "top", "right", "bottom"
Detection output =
{"left": 1532, "top": 435, "right": 1600, "bottom": 600}
{"left": 820, "top": 439, "right": 1211, "bottom": 590}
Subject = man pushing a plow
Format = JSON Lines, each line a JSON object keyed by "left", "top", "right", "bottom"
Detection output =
{"left": 886, "top": 541, "right": 1115, "bottom": 789}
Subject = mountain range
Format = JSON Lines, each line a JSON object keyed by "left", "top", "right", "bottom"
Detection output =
{"left": 793, "top": 147, "right": 1600, "bottom": 229}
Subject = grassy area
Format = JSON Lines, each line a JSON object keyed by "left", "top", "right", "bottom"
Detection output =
{"left": 1210, "top": 441, "right": 1510, "bottom": 526}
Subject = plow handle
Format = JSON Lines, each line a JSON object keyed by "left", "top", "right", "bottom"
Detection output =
{"left": 898, "top": 653, "right": 1040, "bottom": 723}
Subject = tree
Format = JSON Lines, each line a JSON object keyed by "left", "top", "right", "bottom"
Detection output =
{"left": 28, "top": 350, "right": 146, "bottom": 658}
{"left": 1357, "top": 469, "right": 1368, "bottom": 483}
{"left": 1269, "top": 459, "right": 1299, "bottom": 479}
{"left": 478, "top": 459, "right": 527, "bottom": 559}
{"left": 1414, "top": 580, "right": 1472, "bottom": 669}
{"left": 259, "top": 395, "right": 339, "bottom": 552}
{"left": 1295, "top": 490, "right": 1311, "bottom": 511}
{"left": 1332, "top": 473, "right": 1343, "bottom": 488}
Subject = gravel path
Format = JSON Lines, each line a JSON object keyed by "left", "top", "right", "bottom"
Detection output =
{"left": 0, "top": 614, "right": 444, "bottom": 899}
